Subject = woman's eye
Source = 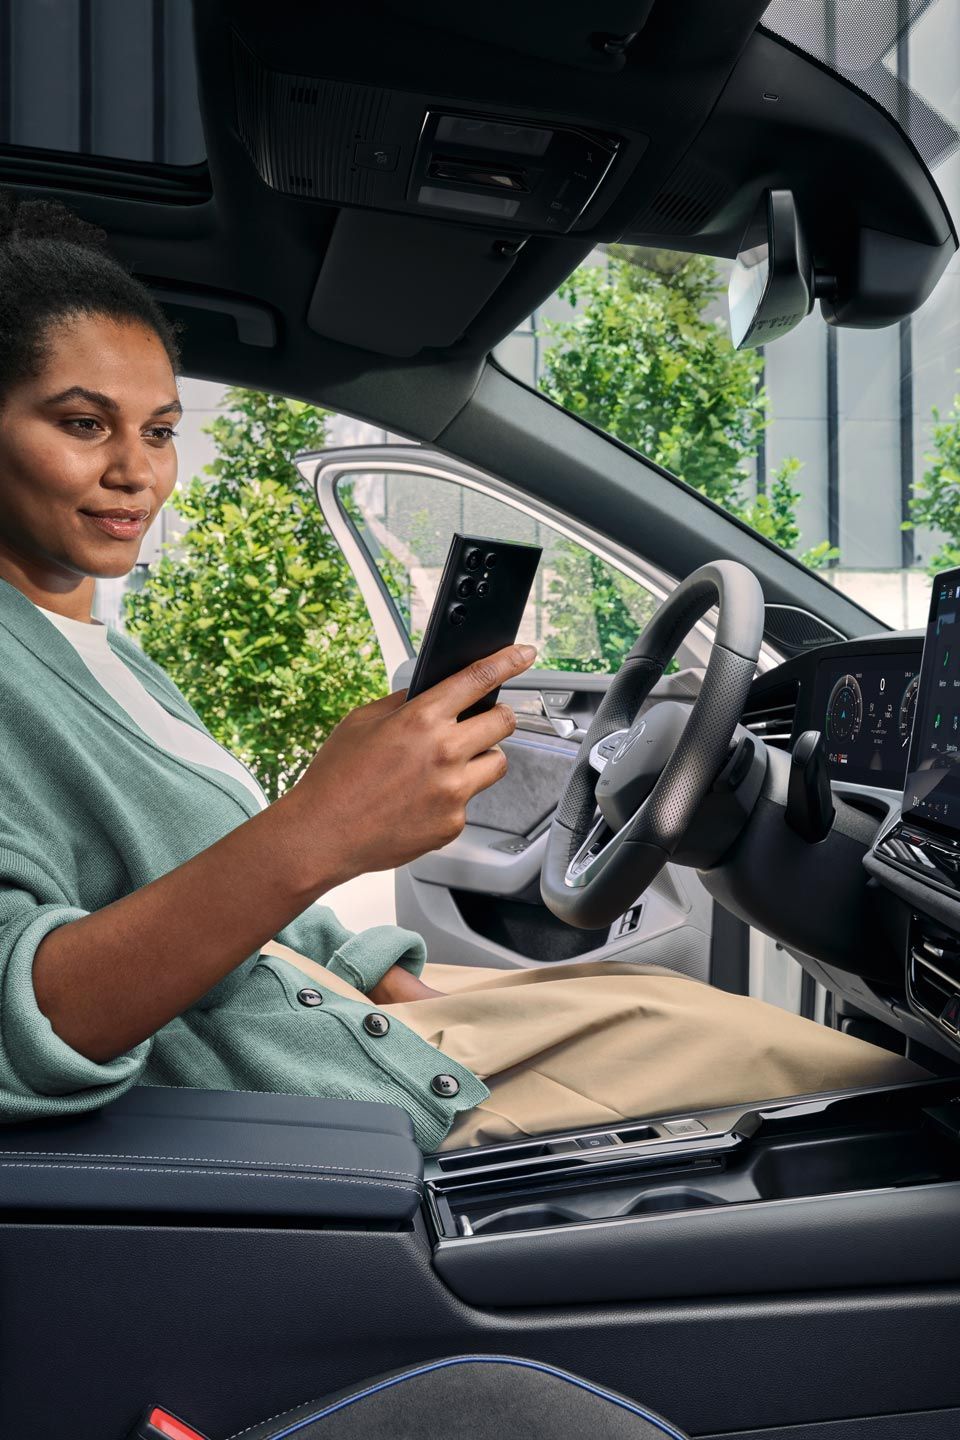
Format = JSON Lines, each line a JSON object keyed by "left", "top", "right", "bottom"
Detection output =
{"left": 145, "top": 426, "right": 178, "bottom": 441}
{"left": 66, "top": 416, "right": 103, "bottom": 434}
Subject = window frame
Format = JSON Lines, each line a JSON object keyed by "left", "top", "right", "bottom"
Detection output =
{"left": 298, "top": 445, "right": 782, "bottom": 681}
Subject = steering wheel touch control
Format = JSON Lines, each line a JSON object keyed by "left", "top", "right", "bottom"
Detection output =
{"left": 540, "top": 560, "right": 765, "bottom": 928}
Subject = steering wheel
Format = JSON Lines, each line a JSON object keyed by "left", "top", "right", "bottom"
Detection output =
{"left": 540, "top": 560, "right": 765, "bottom": 929}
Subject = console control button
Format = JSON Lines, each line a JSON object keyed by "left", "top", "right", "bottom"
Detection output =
{"left": 575, "top": 1133, "right": 617, "bottom": 1150}
{"left": 662, "top": 1117, "right": 708, "bottom": 1137}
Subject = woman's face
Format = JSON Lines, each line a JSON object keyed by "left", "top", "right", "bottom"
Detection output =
{"left": 0, "top": 312, "right": 180, "bottom": 616}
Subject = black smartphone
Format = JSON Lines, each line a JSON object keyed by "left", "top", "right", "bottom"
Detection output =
{"left": 405, "top": 533, "right": 542, "bottom": 720}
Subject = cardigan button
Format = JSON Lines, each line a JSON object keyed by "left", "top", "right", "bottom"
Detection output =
{"left": 296, "top": 987, "right": 324, "bottom": 1007}
{"left": 431, "top": 1073, "right": 460, "bottom": 1098}
{"left": 363, "top": 1012, "right": 390, "bottom": 1037}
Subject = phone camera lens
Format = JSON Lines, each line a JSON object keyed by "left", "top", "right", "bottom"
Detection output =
{"left": 484, "top": 552, "right": 498, "bottom": 568}
{"left": 464, "top": 548, "right": 482, "bottom": 571}
{"left": 476, "top": 580, "right": 490, "bottom": 597}
{"left": 449, "top": 604, "right": 468, "bottom": 626}
{"left": 456, "top": 577, "right": 475, "bottom": 598}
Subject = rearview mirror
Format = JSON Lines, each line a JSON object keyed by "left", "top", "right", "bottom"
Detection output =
{"left": 728, "top": 189, "right": 814, "bottom": 350}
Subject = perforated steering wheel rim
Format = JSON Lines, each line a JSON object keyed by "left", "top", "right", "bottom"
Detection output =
{"left": 540, "top": 560, "right": 765, "bottom": 930}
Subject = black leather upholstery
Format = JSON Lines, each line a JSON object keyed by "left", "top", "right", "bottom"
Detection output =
{"left": 0, "top": 1086, "right": 422, "bottom": 1222}
{"left": 224, "top": 1355, "right": 690, "bottom": 1440}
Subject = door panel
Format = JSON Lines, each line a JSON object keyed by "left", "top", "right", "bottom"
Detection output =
{"left": 308, "top": 446, "right": 718, "bottom": 984}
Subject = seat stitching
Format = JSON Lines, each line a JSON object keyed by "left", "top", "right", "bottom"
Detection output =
{"left": 0, "top": 1161, "right": 419, "bottom": 1191}
{"left": 0, "top": 1149, "right": 420, "bottom": 1181}
{"left": 225, "top": 1395, "right": 320, "bottom": 1440}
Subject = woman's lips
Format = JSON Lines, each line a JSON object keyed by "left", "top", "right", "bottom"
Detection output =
{"left": 81, "top": 513, "right": 147, "bottom": 539}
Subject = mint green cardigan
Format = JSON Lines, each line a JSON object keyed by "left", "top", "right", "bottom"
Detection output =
{"left": 0, "top": 575, "right": 488, "bottom": 1151}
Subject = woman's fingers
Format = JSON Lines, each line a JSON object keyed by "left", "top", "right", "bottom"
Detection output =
{"left": 415, "top": 645, "right": 537, "bottom": 721}
{"left": 455, "top": 700, "right": 518, "bottom": 758}
{"left": 465, "top": 745, "right": 510, "bottom": 797}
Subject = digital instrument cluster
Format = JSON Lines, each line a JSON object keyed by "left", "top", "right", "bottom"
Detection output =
{"left": 813, "top": 655, "right": 919, "bottom": 789}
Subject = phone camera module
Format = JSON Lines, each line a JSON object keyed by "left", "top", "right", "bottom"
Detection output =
{"left": 449, "top": 604, "right": 468, "bottom": 626}
{"left": 464, "top": 548, "right": 483, "bottom": 571}
{"left": 476, "top": 580, "right": 490, "bottom": 597}
{"left": 484, "top": 552, "right": 498, "bottom": 568}
{"left": 456, "top": 577, "right": 475, "bottom": 598}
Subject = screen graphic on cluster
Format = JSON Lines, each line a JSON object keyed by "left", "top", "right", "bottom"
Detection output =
{"left": 814, "top": 656, "right": 919, "bottom": 788}
{"left": 904, "top": 569, "right": 960, "bottom": 832}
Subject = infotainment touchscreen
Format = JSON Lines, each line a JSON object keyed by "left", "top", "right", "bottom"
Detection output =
{"left": 812, "top": 654, "right": 919, "bottom": 789}
{"left": 903, "top": 566, "right": 960, "bottom": 834}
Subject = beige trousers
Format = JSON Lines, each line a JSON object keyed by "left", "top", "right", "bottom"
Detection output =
{"left": 259, "top": 941, "right": 927, "bottom": 1151}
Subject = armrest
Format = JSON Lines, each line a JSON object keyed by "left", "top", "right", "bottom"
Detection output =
{"left": 0, "top": 1087, "right": 423, "bottom": 1223}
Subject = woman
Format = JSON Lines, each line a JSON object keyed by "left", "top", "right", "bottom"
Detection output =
{"left": 0, "top": 192, "right": 924, "bottom": 1154}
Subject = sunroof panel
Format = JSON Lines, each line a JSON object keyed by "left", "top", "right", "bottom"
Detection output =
{"left": 0, "top": 0, "right": 204, "bottom": 167}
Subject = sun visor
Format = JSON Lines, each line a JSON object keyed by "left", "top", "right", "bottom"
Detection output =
{"left": 307, "top": 211, "right": 522, "bottom": 357}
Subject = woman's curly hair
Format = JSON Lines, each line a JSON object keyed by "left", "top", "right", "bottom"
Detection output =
{"left": 0, "top": 189, "right": 180, "bottom": 397}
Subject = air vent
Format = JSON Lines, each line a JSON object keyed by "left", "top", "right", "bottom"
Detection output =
{"left": 742, "top": 681, "right": 799, "bottom": 750}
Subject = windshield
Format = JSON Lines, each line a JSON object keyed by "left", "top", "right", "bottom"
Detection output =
{"left": 494, "top": 4, "right": 959, "bottom": 633}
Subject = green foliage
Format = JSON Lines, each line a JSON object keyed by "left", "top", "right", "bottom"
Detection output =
{"left": 739, "top": 457, "right": 839, "bottom": 570}
{"left": 123, "top": 390, "right": 387, "bottom": 802}
{"left": 539, "top": 249, "right": 767, "bottom": 512}
{"left": 540, "top": 543, "right": 657, "bottom": 674}
{"left": 904, "top": 389, "right": 960, "bottom": 575}
{"left": 538, "top": 249, "right": 834, "bottom": 560}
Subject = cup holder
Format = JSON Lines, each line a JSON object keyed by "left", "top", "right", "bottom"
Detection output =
{"left": 466, "top": 1203, "right": 581, "bottom": 1235}
{"left": 623, "top": 1186, "right": 725, "bottom": 1217}
{"left": 460, "top": 1184, "right": 728, "bottom": 1236}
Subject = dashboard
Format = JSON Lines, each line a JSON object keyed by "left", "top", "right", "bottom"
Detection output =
{"left": 741, "top": 609, "right": 960, "bottom": 1069}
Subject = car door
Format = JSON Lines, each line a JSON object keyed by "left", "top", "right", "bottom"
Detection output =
{"left": 300, "top": 444, "right": 734, "bottom": 986}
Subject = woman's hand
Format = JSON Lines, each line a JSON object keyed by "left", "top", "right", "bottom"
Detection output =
{"left": 282, "top": 644, "right": 537, "bottom": 890}
{"left": 368, "top": 965, "right": 446, "bottom": 1005}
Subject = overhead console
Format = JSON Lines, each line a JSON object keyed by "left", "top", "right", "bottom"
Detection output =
{"left": 231, "top": 33, "right": 641, "bottom": 236}
{"left": 408, "top": 112, "right": 620, "bottom": 232}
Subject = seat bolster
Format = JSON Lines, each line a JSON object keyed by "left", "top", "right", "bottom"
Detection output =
{"left": 230, "top": 1354, "right": 690, "bottom": 1440}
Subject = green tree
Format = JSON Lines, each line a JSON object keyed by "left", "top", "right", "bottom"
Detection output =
{"left": 904, "top": 388, "right": 960, "bottom": 574}
{"left": 539, "top": 249, "right": 767, "bottom": 511}
{"left": 538, "top": 249, "right": 833, "bottom": 561}
{"left": 739, "top": 456, "right": 839, "bottom": 570}
{"left": 540, "top": 545, "right": 656, "bottom": 674}
{"left": 123, "top": 390, "right": 387, "bottom": 802}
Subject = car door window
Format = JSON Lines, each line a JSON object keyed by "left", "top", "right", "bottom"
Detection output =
{"left": 337, "top": 469, "right": 660, "bottom": 675}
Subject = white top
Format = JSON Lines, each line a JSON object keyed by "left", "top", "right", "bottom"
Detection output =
{"left": 34, "top": 604, "right": 269, "bottom": 812}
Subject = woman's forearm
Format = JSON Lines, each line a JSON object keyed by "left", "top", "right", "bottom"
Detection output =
{"left": 32, "top": 790, "right": 340, "bottom": 1062}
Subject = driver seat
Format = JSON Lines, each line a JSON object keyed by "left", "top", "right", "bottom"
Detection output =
{"left": 134, "top": 1355, "right": 688, "bottom": 1440}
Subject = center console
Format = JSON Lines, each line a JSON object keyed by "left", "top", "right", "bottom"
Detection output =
{"left": 425, "top": 1078, "right": 960, "bottom": 1305}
